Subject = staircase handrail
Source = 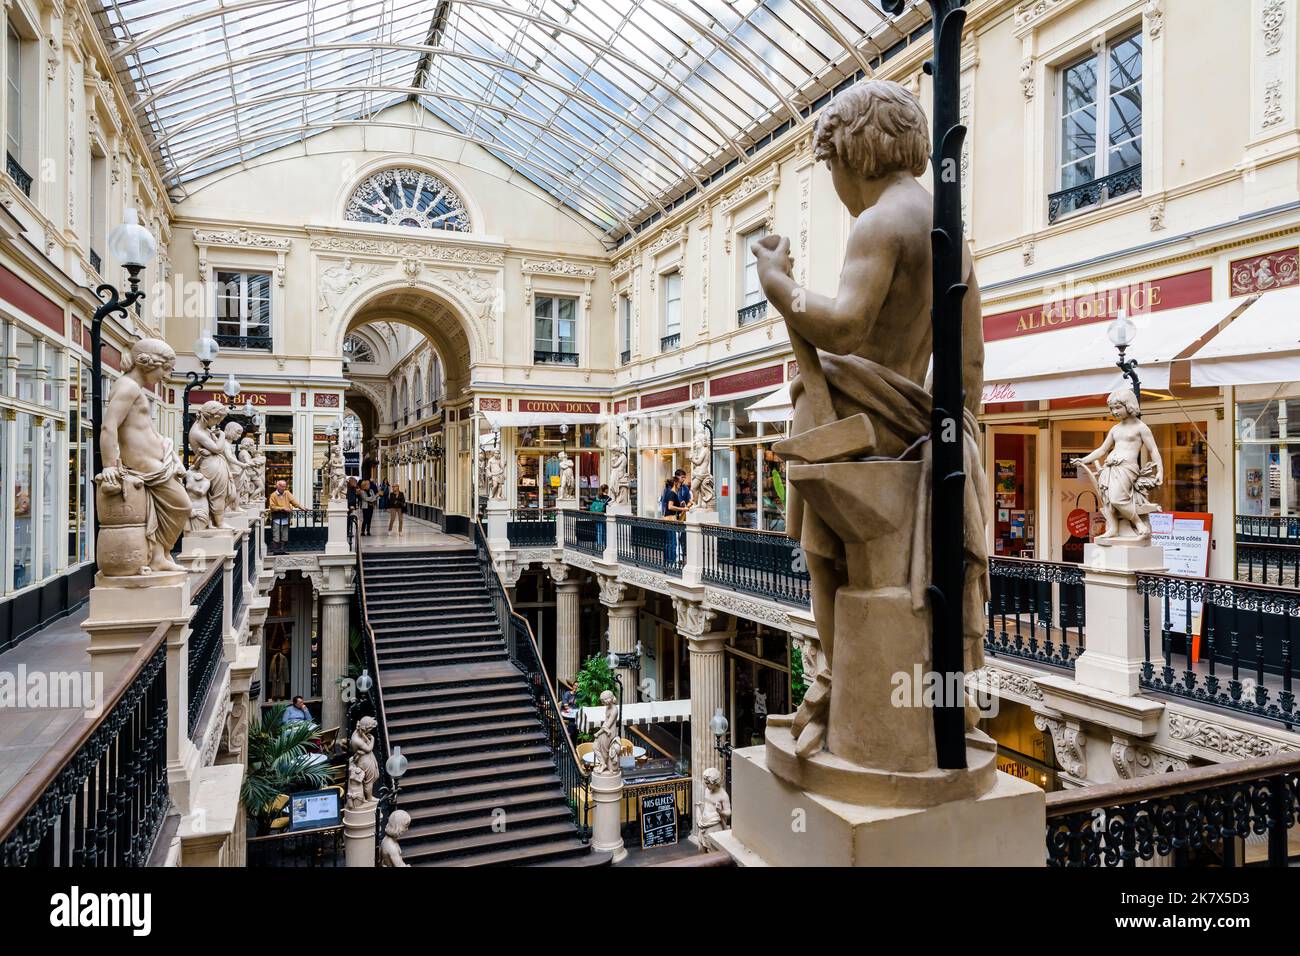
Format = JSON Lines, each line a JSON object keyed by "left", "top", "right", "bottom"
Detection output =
{"left": 351, "top": 515, "right": 396, "bottom": 822}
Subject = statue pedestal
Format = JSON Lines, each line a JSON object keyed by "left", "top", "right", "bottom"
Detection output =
{"left": 343, "top": 799, "right": 379, "bottom": 867}
{"left": 180, "top": 526, "right": 236, "bottom": 565}
{"left": 486, "top": 499, "right": 511, "bottom": 552}
{"left": 589, "top": 769, "right": 628, "bottom": 864}
{"left": 714, "top": 742, "right": 1045, "bottom": 866}
{"left": 84, "top": 570, "right": 191, "bottom": 684}
{"left": 1075, "top": 543, "right": 1165, "bottom": 697}
{"left": 608, "top": 502, "right": 632, "bottom": 517}
{"left": 325, "top": 499, "right": 351, "bottom": 554}
{"left": 681, "top": 510, "right": 717, "bottom": 586}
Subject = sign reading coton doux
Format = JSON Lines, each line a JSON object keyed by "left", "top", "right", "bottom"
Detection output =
{"left": 516, "top": 399, "right": 601, "bottom": 415}
{"left": 983, "top": 268, "right": 1212, "bottom": 342}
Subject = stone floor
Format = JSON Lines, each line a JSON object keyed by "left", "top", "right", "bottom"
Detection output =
{"left": 0, "top": 605, "right": 93, "bottom": 803}
{"left": 357, "top": 511, "right": 469, "bottom": 552}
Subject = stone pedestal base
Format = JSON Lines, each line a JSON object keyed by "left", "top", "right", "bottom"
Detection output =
{"left": 716, "top": 743, "right": 1046, "bottom": 866}
{"left": 84, "top": 571, "right": 191, "bottom": 684}
{"left": 325, "top": 500, "right": 351, "bottom": 554}
{"left": 180, "top": 527, "right": 236, "bottom": 565}
{"left": 486, "top": 500, "right": 510, "bottom": 552}
{"left": 1075, "top": 542, "right": 1165, "bottom": 697}
{"left": 178, "top": 763, "right": 245, "bottom": 866}
{"left": 343, "top": 799, "right": 379, "bottom": 867}
{"left": 590, "top": 770, "right": 628, "bottom": 864}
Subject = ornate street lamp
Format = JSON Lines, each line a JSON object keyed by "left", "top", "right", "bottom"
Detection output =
{"left": 695, "top": 400, "right": 713, "bottom": 461}
{"left": 91, "top": 209, "right": 158, "bottom": 489}
{"left": 1108, "top": 309, "right": 1141, "bottom": 407}
{"left": 181, "top": 333, "right": 220, "bottom": 467}
{"left": 606, "top": 642, "right": 643, "bottom": 742}
{"left": 709, "top": 707, "right": 734, "bottom": 792}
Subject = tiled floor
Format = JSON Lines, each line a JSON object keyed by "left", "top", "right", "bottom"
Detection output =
{"left": 357, "top": 512, "right": 469, "bottom": 552}
{"left": 0, "top": 606, "right": 94, "bottom": 802}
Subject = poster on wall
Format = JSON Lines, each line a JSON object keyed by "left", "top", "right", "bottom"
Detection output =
{"left": 996, "top": 460, "right": 1017, "bottom": 495}
{"left": 1150, "top": 511, "right": 1213, "bottom": 641}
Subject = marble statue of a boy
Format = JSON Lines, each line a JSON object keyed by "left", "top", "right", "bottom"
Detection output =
{"left": 1072, "top": 384, "right": 1163, "bottom": 541}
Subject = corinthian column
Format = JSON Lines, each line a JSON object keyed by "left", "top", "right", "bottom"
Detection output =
{"left": 549, "top": 562, "right": 582, "bottom": 684}
{"left": 320, "top": 590, "right": 351, "bottom": 729}
{"left": 674, "top": 597, "right": 729, "bottom": 838}
{"left": 599, "top": 576, "right": 641, "bottom": 704}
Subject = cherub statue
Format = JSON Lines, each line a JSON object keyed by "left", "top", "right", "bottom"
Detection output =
{"left": 689, "top": 423, "right": 715, "bottom": 508}
{"left": 380, "top": 809, "right": 411, "bottom": 867}
{"left": 558, "top": 450, "right": 576, "bottom": 500}
{"left": 184, "top": 469, "right": 212, "bottom": 531}
{"left": 222, "top": 422, "right": 246, "bottom": 507}
{"left": 1072, "top": 384, "right": 1163, "bottom": 542}
{"left": 94, "top": 338, "right": 190, "bottom": 576}
{"left": 591, "top": 689, "right": 621, "bottom": 775}
{"left": 486, "top": 448, "right": 507, "bottom": 501}
{"left": 753, "top": 80, "right": 989, "bottom": 760}
{"left": 695, "top": 766, "right": 732, "bottom": 849}
{"left": 327, "top": 444, "right": 348, "bottom": 501}
{"left": 609, "top": 446, "right": 630, "bottom": 507}
{"left": 345, "top": 761, "right": 367, "bottom": 810}
{"left": 348, "top": 715, "right": 380, "bottom": 804}
{"left": 189, "top": 401, "right": 236, "bottom": 528}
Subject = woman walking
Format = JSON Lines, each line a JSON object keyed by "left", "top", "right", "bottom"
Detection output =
{"left": 358, "top": 479, "right": 378, "bottom": 535}
{"left": 387, "top": 485, "right": 407, "bottom": 534}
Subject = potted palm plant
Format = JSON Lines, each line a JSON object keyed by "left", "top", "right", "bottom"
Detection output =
{"left": 241, "top": 703, "right": 337, "bottom": 835}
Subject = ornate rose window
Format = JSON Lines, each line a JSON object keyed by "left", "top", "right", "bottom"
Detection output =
{"left": 344, "top": 168, "right": 472, "bottom": 232}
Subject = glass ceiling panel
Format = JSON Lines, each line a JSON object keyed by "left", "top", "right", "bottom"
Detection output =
{"left": 93, "top": 0, "right": 901, "bottom": 237}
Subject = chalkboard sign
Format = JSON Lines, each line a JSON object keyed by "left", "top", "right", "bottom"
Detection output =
{"left": 639, "top": 791, "right": 679, "bottom": 849}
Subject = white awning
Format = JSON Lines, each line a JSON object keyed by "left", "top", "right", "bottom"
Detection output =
{"left": 482, "top": 410, "right": 607, "bottom": 429}
{"left": 578, "top": 698, "right": 691, "bottom": 731}
{"left": 980, "top": 298, "right": 1242, "bottom": 404}
{"left": 747, "top": 382, "right": 793, "bottom": 422}
{"left": 1190, "top": 289, "right": 1300, "bottom": 387}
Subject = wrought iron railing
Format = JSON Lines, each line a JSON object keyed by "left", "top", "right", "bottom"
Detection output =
{"left": 231, "top": 537, "right": 246, "bottom": 622}
{"left": 563, "top": 510, "right": 607, "bottom": 556}
{"left": 737, "top": 299, "right": 769, "bottom": 326}
{"left": 701, "top": 524, "right": 809, "bottom": 605}
{"left": 534, "top": 350, "right": 579, "bottom": 366}
{"left": 350, "top": 539, "right": 396, "bottom": 847}
{"left": 616, "top": 514, "right": 685, "bottom": 576}
{"left": 507, "top": 508, "right": 557, "bottom": 548}
{"left": 1137, "top": 571, "right": 1300, "bottom": 728}
{"left": 1047, "top": 164, "right": 1142, "bottom": 223}
{"left": 188, "top": 562, "right": 225, "bottom": 739}
{"left": 985, "top": 557, "right": 1086, "bottom": 669}
{"left": 660, "top": 332, "right": 681, "bottom": 352}
{"left": 247, "top": 532, "right": 258, "bottom": 586}
{"left": 0, "top": 621, "right": 169, "bottom": 866}
{"left": 214, "top": 333, "right": 273, "bottom": 351}
{"left": 1046, "top": 749, "right": 1300, "bottom": 867}
{"left": 6, "top": 152, "right": 31, "bottom": 197}
{"left": 247, "top": 826, "right": 344, "bottom": 867}
{"left": 88, "top": 248, "right": 102, "bottom": 274}
{"left": 620, "top": 349, "right": 631, "bottom": 366}
{"left": 265, "top": 508, "right": 328, "bottom": 552}
{"left": 1237, "top": 542, "right": 1300, "bottom": 587}
{"left": 1237, "top": 514, "right": 1300, "bottom": 544}
{"left": 474, "top": 521, "right": 591, "bottom": 838}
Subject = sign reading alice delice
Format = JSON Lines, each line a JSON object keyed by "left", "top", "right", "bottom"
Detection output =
{"left": 639, "top": 791, "right": 679, "bottom": 849}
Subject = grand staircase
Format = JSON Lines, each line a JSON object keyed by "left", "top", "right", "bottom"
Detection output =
{"left": 361, "top": 547, "right": 604, "bottom": 866}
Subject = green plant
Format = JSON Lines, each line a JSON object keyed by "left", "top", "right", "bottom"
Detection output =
{"left": 240, "top": 703, "right": 336, "bottom": 832}
{"left": 574, "top": 654, "right": 618, "bottom": 708}
{"left": 790, "top": 643, "right": 807, "bottom": 708}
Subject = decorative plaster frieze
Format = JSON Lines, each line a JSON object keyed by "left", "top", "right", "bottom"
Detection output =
{"left": 521, "top": 257, "right": 597, "bottom": 278}
{"left": 671, "top": 596, "right": 718, "bottom": 638}
{"left": 1144, "top": 0, "right": 1165, "bottom": 38}
{"left": 646, "top": 225, "right": 684, "bottom": 257}
{"left": 1019, "top": 58, "right": 1034, "bottom": 100}
{"left": 194, "top": 228, "right": 293, "bottom": 251}
{"left": 719, "top": 162, "right": 779, "bottom": 215}
{"left": 1110, "top": 735, "right": 1187, "bottom": 779}
{"left": 611, "top": 255, "right": 634, "bottom": 279}
{"left": 1035, "top": 714, "right": 1087, "bottom": 778}
{"left": 1166, "top": 711, "right": 1299, "bottom": 759}
{"left": 703, "top": 589, "right": 792, "bottom": 630}
{"left": 617, "top": 566, "right": 669, "bottom": 594}
{"left": 308, "top": 235, "right": 504, "bottom": 266}
{"left": 972, "top": 664, "right": 1044, "bottom": 702}
{"left": 1263, "top": 0, "right": 1286, "bottom": 54}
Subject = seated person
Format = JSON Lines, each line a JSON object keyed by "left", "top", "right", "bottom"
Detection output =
{"left": 284, "top": 695, "right": 313, "bottom": 725}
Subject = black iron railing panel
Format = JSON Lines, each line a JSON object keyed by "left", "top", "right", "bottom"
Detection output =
{"left": 188, "top": 565, "right": 225, "bottom": 739}
{"left": 701, "top": 525, "right": 809, "bottom": 605}
{"left": 349, "top": 546, "right": 396, "bottom": 849}
{"left": 231, "top": 540, "right": 245, "bottom": 622}
{"left": 737, "top": 300, "right": 769, "bottom": 326}
{"left": 89, "top": 248, "right": 102, "bottom": 274}
{"left": 985, "top": 557, "right": 1085, "bottom": 669}
{"left": 533, "top": 350, "right": 579, "bottom": 366}
{"left": 247, "top": 532, "right": 258, "bottom": 585}
{"left": 660, "top": 333, "right": 681, "bottom": 352}
{"left": 1237, "top": 514, "right": 1300, "bottom": 544}
{"left": 1237, "top": 542, "right": 1300, "bottom": 587}
{"left": 1046, "top": 753, "right": 1300, "bottom": 867}
{"left": 563, "top": 511, "right": 607, "bottom": 556}
{"left": 214, "top": 333, "right": 273, "bottom": 351}
{"left": 6, "top": 152, "right": 31, "bottom": 197}
{"left": 1047, "top": 164, "right": 1142, "bottom": 223}
{"left": 474, "top": 522, "right": 591, "bottom": 838}
{"left": 616, "top": 515, "right": 685, "bottom": 576}
{"left": 0, "top": 635, "right": 169, "bottom": 867}
{"left": 620, "top": 349, "right": 631, "bottom": 366}
{"left": 247, "top": 827, "right": 344, "bottom": 867}
{"left": 265, "top": 509, "right": 328, "bottom": 552}
{"left": 1137, "top": 572, "right": 1300, "bottom": 727}
{"left": 507, "top": 508, "right": 557, "bottom": 548}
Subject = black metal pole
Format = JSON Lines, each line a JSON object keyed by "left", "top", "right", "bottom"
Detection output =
{"left": 90, "top": 267, "right": 146, "bottom": 537}
{"left": 1116, "top": 346, "right": 1142, "bottom": 409}
{"left": 915, "top": 0, "right": 971, "bottom": 769}
{"left": 181, "top": 362, "right": 213, "bottom": 469}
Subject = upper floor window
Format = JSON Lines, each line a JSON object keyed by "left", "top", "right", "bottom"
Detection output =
{"left": 1051, "top": 30, "right": 1142, "bottom": 223}
{"left": 619, "top": 295, "right": 632, "bottom": 364}
{"left": 5, "top": 22, "right": 32, "bottom": 196}
{"left": 533, "top": 295, "right": 578, "bottom": 366}
{"left": 215, "top": 271, "right": 272, "bottom": 350}
{"left": 739, "top": 225, "right": 769, "bottom": 325}
{"left": 412, "top": 369, "right": 423, "bottom": 414}
{"left": 429, "top": 354, "right": 441, "bottom": 403}
{"left": 661, "top": 271, "right": 682, "bottom": 352}
{"left": 345, "top": 167, "right": 471, "bottom": 232}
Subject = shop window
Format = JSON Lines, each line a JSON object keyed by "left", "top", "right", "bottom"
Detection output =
{"left": 214, "top": 270, "right": 272, "bottom": 350}
{"left": 991, "top": 431, "right": 1037, "bottom": 558}
{"left": 14, "top": 324, "right": 37, "bottom": 403}
{"left": 533, "top": 295, "right": 578, "bottom": 365}
{"left": 1237, "top": 395, "right": 1299, "bottom": 518}
{"left": 1050, "top": 30, "right": 1142, "bottom": 223}
{"left": 12, "top": 412, "right": 34, "bottom": 591}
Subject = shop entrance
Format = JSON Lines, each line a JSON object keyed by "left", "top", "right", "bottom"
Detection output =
{"left": 986, "top": 426, "right": 1039, "bottom": 558}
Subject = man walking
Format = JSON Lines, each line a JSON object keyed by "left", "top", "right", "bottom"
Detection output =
{"left": 267, "top": 479, "right": 304, "bottom": 553}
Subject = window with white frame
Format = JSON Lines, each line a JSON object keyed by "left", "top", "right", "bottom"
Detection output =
{"left": 619, "top": 294, "right": 632, "bottom": 363}
{"left": 215, "top": 271, "right": 272, "bottom": 349}
{"left": 533, "top": 295, "right": 578, "bottom": 365}
{"left": 5, "top": 20, "right": 34, "bottom": 192}
{"left": 661, "top": 271, "right": 682, "bottom": 350}
{"left": 739, "top": 225, "right": 769, "bottom": 324}
{"left": 1052, "top": 29, "right": 1142, "bottom": 222}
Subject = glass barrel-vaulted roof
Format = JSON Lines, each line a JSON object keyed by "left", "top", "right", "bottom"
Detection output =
{"left": 91, "top": 0, "right": 919, "bottom": 240}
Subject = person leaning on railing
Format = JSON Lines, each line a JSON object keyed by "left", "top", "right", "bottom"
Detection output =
{"left": 267, "top": 479, "right": 304, "bottom": 554}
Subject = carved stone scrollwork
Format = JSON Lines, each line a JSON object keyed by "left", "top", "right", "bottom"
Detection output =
{"left": 546, "top": 561, "right": 572, "bottom": 586}
{"left": 1035, "top": 714, "right": 1087, "bottom": 778}
{"left": 671, "top": 596, "right": 718, "bottom": 638}
{"left": 1110, "top": 735, "right": 1188, "bottom": 780}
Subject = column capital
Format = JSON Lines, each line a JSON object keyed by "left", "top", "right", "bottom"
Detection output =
{"left": 597, "top": 574, "right": 639, "bottom": 607}
{"left": 672, "top": 595, "right": 720, "bottom": 638}
{"left": 546, "top": 560, "right": 576, "bottom": 586}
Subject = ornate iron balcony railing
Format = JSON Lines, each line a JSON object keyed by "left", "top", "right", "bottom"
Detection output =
{"left": 533, "top": 349, "right": 579, "bottom": 366}
{"left": 701, "top": 524, "right": 809, "bottom": 605}
{"left": 620, "top": 349, "right": 631, "bottom": 366}
{"left": 6, "top": 152, "right": 31, "bottom": 197}
{"left": 616, "top": 514, "right": 685, "bottom": 577}
{"left": 1047, "top": 164, "right": 1142, "bottom": 223}
{"left": 88, "top": 248, "right": 102, "bottom": 274}
{"left": 507, "top": 508, "right": 557, "bottom": 548}
{"left": 984, "top": 556, "right": 1086, "bottom": 670}
{"left": 188, "top": 563, "right": 226, "bottom": 739}
{"left": 563, "top": 510, "right": 607, "bottom": 557}
{"left": 659, "top": 333, "right": 681, "bottom": 352}
{"left": 214, "top": 333, "right": 272, "bottom": 351}
{"left": 737, "top": 299, "right": 769, "bottom": 326}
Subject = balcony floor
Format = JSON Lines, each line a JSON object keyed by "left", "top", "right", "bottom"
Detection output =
{"left": 358, "top": 512, "right": 469, "bottom": 552}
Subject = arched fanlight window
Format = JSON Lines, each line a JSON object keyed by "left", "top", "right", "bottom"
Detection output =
{"left": 343, "top": 334, "right": 375, "bottom": 364}
{"left": 345, "top": 168, "right": 472, "bottom": 232}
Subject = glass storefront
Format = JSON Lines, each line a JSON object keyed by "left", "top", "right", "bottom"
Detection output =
{"left": 1236, "top": 389, "right": 1300, "bottom": 517}
{"left": 515, "top": 424, "right": 602, "bottom": 509}
{"left": 725, "top": 621, "right": 794, "bottom": 749}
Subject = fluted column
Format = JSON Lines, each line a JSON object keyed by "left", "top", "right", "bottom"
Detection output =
{"left": 675, "top": 597, "right": 728, "bottom": 838}
{"left": 320, "top": 591, "right": 351, "bottom": 730}
{"left": 599, "top": 576, "right": 641, "bottom": 704}
{"left": 548, "top": 562, "right": 582, "bottom": 684}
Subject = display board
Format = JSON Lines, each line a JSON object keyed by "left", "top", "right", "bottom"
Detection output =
{"left": 638, "top": 791, "right": 679, "bottom": 849}
{"left": 287, "top": 788, "right": 341, "bottom": 832}
{"left": 1150, "top": 511, "right": 1213, "bottom": 641}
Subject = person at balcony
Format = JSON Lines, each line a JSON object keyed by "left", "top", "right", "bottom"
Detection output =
{"left": 660, "top": 476, "right": 685, "bottom": 564}
{"left": 674, "top": 467, "right": 691, "bottom": 513}
{"left": 358, "top": 479, "right": 378, "bottom": 535}
{"left": 284, "top": 695, "right": 312, "bottom": 725}
{"left": 267, "top": 479, "right": 304, "bottom": 553}
{"left": 346, "top": 476, "right": 359, "bottom": 510}
{"left": 591, "top": 484, "right": 611, "bottom": 548}
{"left": 387, "top": 485, "right": 407, "bottom": 534}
